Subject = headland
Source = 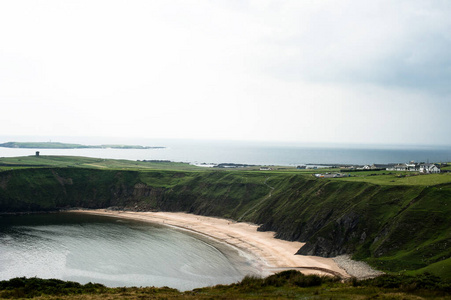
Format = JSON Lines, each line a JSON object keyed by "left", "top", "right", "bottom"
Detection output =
{"left": 0, "top": 141, "right": 164, "bottom": 149}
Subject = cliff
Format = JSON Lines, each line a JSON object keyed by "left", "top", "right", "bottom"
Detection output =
{"left": 1, "top": 168, "right": 450, "bottom": 278}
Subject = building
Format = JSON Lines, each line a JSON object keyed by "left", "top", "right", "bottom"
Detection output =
{"left": 373, "top": 164, "right": 394, "bottom": 170}
{"left": 387, "top": 162, "right": 441, "bottom": 174}
{"left": 406, "top": 161, "right": 419, "bottom": 171}
{"left": 260, "top": 167, "right": 272, "bottom": 171}
{"left": 419, "top": 164, "right": 441, "bottom": 174}
{"left": 391, "top": 164, "right": 408, "bottom": 171}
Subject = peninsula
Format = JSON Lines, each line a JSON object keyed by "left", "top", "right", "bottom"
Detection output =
{"left": 0, "top": 142, "right": 164, "bottom": 149}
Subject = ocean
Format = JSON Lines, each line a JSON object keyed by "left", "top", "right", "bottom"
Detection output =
{"left": 0, "top": 139, "right": 450, "bottom": 166}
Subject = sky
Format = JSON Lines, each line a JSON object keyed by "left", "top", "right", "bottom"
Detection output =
{"left": 1, "top": 0, "right": 451, "bottom": 146}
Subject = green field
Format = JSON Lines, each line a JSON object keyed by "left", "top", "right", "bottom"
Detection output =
{"left": 336, "top": 170, "right": 451, "bottom": 186}
{"left": 2, "top": 155, "right": 448, "bottom": 185}
{"left": 0, "top": 156, "right": 203, "bottom": 171}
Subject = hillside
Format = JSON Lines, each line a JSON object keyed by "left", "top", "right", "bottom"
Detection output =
{"left": 0, "top": 156, "right": 451, "bottom": 280}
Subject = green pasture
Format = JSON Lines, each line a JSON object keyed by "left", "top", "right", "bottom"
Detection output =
{"left": 1, "top": 156, "right": 451, "bottom": 188}
{"left": 0, "top": 156, "right": 204, "bottom": 172}
{"left": 335, "top": 171, "right": 451, "bottom": 186}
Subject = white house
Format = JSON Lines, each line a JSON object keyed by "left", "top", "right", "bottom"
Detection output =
{"left": 406, "top": 161, "right": 419, "bottom": 171}
{"left": 387, "top": 162, "right": 440, "bottom": 174}
{"left": 419, "top": 164, "right": 441, "bottom": 174}
{"left": 392, "top": 164, "right": 408, "bottom": 171}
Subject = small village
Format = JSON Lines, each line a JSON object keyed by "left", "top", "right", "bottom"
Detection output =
{"left": 349, "top": 161, "right": 442, "bottom": 173}
{"left": 311, "top": 161, "right": 444, "bottom": 178}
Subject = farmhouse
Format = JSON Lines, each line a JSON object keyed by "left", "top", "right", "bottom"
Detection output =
{"left": 419, "top": 163, "right": 441, "bottom": 174}
{"left": 386, "top": 162, "right": 441, "bottom": 174}
{"left": 364, "top": 164, "right": 394, "bottom": 170}
{"left": 389, "top": 164, "right": 409, "bottom": 171}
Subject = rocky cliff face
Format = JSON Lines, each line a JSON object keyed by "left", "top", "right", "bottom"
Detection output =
{"left": 295, "top": 211, "right": 361, "bottom": 257}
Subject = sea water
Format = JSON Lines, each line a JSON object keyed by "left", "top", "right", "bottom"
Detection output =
{"left": 0, "top": 213, "right": 256, "bottom": 291}
{"left": 0, "top": 138, "right": 450, "bottom": 165}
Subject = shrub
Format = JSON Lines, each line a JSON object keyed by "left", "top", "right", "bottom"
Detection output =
{"left": 0, "top": 277, "right": 107, "bottom": 298}
{"left": 358, "top": 273, "right": 451, "bottom": 292}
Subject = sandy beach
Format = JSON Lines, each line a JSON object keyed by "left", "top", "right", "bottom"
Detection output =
{"left": 70, "top": 209, "right": 349, "bottom": 278}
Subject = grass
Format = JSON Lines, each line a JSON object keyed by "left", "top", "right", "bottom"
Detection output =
{"left": 1, "top": 272, "right": 450, "bottom": 299}
{"left": 323, "top": 170, "right": 451, "bottom": 186}
{"left": 0, "top": 155, "right": 347, "bottom": 173}
{"left": 410, "top": 258, "right": 451, "bottom": 279}
{"left": 0, "top": 156, "right": 206, "bottom": 172}
{"left": 3, "top": 156, "right": 449, "bottom": 187}
{"left": 255, "top": 166, "right": 451, "bottom": 187}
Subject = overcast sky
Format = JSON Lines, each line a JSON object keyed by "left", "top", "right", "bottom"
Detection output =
{"left": 1, "top": 0, "right": 450, "bottom": 146}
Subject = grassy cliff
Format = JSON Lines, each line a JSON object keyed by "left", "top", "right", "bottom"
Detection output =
{"left": 1, "top": 161, "right": 451, "bottom": 279}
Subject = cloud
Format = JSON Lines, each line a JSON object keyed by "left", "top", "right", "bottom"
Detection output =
{"left": 255, "top": 0, "right": 451, "bottom": 94}
{"left": 0, "top": 0, "right": 450, "bottom": 145}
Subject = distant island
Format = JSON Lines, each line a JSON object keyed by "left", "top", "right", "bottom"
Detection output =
{"left": 0, "top": 142, "right": 165, "bottom": 149}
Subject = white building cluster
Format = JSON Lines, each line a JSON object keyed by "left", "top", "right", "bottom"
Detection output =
{"left": 384, "top": 162, "right": 441, "bottom": 174}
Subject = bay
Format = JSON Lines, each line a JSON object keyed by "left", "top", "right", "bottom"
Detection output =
{"left": 0, "top": 213, "right": 255, "bottom": 291}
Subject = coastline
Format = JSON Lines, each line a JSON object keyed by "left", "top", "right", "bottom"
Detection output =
{"left": 68, "top": 209, "right": 351, "bottom": 279}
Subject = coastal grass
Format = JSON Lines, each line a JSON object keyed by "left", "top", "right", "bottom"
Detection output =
{"left": 411, "top": 258, "right": 451, "bottom": 279}
{"left": 335, "top": 171, "right": 451, "bottom": 186}
{"left": 0, "top": 155, "right": 345, "bottom": 174}
{"left": 0, "top": 156, "right": 205, "bottom": 172}
{"left": 1, "top": 272, "right": 450, "bottom": 299}
{"left": 2, "top": 155, "right": 448, "bottom": 186}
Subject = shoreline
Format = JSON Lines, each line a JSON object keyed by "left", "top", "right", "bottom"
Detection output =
{"left": 68, "top": 209, "right": 351, "bottom": 279}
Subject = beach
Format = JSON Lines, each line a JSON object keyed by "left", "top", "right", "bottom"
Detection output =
{"left": 70, "top": 209, "right": 351, "bottom": 278}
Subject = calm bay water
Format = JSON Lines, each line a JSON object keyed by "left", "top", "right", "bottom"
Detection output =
{"left": 0, "top": 213, "right": 256, "bottom": 290}
{"left": 0, "top": 139, "right": 450, "bottom": 165}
